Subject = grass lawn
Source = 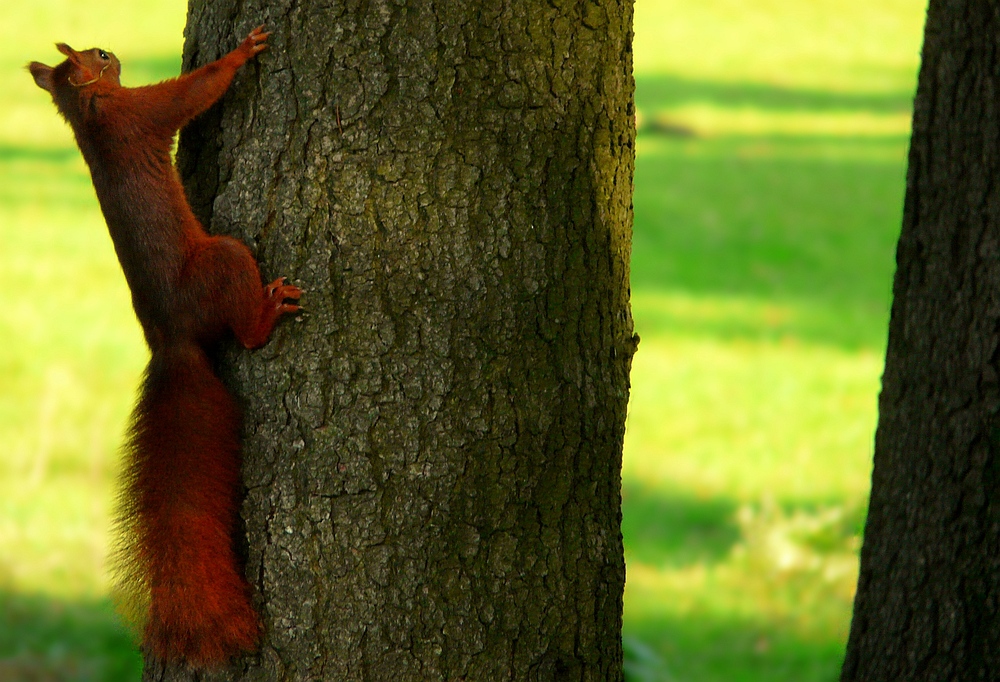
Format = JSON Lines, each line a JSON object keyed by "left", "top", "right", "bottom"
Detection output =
{"left": 1, "top": 3, "right": 183, "bottom": 678}
{"left": 0, "top": 0, "right": 927, "bottom": 680}
{"left": 622, "top": 1, "right": 925, "bottom": 680}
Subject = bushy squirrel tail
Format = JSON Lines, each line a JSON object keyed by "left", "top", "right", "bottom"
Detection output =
{"left": 110, "top": 343, "right": 259, "bottom": 667}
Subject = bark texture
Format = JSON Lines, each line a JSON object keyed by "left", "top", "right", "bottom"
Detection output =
{"left": 842, "top": 2, "right": 1000, "bottom": 680}
{"left": 145, "top": 0, "right": 635, "bottom": 679}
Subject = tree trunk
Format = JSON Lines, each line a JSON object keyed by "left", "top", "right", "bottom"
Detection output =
{"left": 146, "top": 0, "right": 635, "bottom": 679}
{"left": 841, "top": 2, "right": 1000, "bottom": 680}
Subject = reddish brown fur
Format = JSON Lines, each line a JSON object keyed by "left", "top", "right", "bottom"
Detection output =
{"left": 29, "top": 27, "right": 300, "bottom": 668}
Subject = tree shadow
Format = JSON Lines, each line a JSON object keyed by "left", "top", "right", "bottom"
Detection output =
{"left": 624, "top": 607, "right": 847, "bottom": 682}
{"left": 0, "top": 146, "right": 100, "bottom": 212}
{"left": 622, "top": 481, "right": 741, "bottom": 569}
{"left": 0, "top": 146, "right": 79, "bottom": 163}
{"left": 0, "top": 591, "right": 140, "bottom": 682}
{"left": 629, "top": 74, "right": 913, "bottom": 351}
{"left": 635, "top": 73, "right": 914, "bottom": 115}
{"left": 631, "top": 134, "right": 904, "bottom": 350}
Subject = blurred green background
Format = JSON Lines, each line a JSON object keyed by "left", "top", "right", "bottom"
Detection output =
{"left": 0, "top": 0, "right": 925, "bottom": 680}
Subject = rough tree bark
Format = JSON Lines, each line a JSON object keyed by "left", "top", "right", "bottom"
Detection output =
{"left": 146, "top": 0, "right": 635, "bottom": 679}
{"left": 841, "top": 2, "right": 1000, "bottom": 680}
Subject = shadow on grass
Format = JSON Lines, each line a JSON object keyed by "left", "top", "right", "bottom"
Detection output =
{"left": 631, "top": 134, "right": 904, "bottom": 350}
{"left": 0, "top": 591, "right": 140, "bottom": 682}
{"left": 622, "top": 482, "right": 740, "bottom": 569}
{"left": 636, "top": 73, "right": 914, "bottom": 114}
{"left": 0, "top": 146, "right": 79, "bottom": 163}
{"left": 0, "top": 148, "right": 102, "bottom": 212}
{"left": 624, "top": 608, "right": 846, "bottom": 682}
{"left": 630, "top": 71, "right": 914, "bottom": 351}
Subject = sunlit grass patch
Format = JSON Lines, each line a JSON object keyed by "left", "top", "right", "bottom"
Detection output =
{"left": 1, "top": 476, "right": 112, "bottom": 596}
{"left": 623, "top": 336, "right": 879, "bottom": 505}
{"left": 633, "top": 0, "right": 926, "bottom": 93}
{"left": 3, "top": 0, "right": 186, "bottom": 62}
{"left": 0, "top": 179, "right": 145, "bottom": 600}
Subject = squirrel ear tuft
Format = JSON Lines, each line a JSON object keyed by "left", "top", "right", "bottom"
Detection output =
{"left": 28, "top": 62, "right": 54, "bottom": 93}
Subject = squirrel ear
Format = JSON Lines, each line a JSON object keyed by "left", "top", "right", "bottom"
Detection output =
{"left": 28, "top": 62, "right": 54, "bottom": 93}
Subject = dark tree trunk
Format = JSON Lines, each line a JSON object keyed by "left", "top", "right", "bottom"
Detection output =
{"left": 841, "top": 2, "right": 1000, "bottom": 680}
{"left": 145, "top": 0, "right": 635, "bottom": 679}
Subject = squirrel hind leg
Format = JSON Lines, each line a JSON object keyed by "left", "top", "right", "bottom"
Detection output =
{"left": 235, "top": 276, "right": 302, "bottom": 350}
{"left": 185, "top": 236, "right": 301, "bottom": 349}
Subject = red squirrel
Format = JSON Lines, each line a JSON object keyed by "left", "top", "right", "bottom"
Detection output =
{"left": 29, "top": 26, "right": 300, "bottom": 668}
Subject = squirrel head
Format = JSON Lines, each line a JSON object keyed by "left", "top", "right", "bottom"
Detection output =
{"left": 28, "top": 43, "right": 122, "bottom": 96}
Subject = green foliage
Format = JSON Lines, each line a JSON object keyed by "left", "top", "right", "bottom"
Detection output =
{"left": 0, "top": 0, "right": 926, "bottom": 679}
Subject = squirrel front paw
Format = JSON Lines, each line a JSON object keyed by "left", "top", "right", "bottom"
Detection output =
{"left": 239, "top": 25, "right": 270, "bottom": 61}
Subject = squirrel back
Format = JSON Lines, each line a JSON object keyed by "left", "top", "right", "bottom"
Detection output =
{"left": 29, "top": 27, "right": 302, "bottom": 668}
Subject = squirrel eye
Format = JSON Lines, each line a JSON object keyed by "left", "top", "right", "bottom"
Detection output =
{"left": 98, "top": 50, "right": 109, "bottom": 60}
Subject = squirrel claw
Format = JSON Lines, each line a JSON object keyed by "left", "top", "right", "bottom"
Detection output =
{"left": 265, "top": 277, "right": 302, "bottom": 304}
{"left": 242, "top": 25, "right": 270, "bottom": 58}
